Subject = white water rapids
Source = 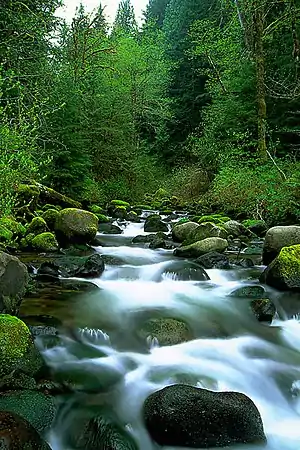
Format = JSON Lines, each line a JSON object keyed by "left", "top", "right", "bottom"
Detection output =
{"left": 44, "top": 221, "right": 300, "bottom": 450}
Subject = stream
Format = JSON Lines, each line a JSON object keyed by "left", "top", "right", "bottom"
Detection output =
{"left": 36, "top": 220, "right": 300, "bottom": 450}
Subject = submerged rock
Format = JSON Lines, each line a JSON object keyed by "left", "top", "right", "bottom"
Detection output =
{"left": 0, "top": 411, "right": 51, "bottom": 449}
{"left": 260, "top": 244, "right": 300, "bottom": 291}
{"left": 174, "top": 238, "right": 228, "bottom": 258}
{"left": 160, "top": 260, "right": 209, "bottom": 282}
{"left": 98, "top": 223, "right": 123, "bottom": 234}
{"left": 143, "top": 384, "right": 266, "bottom": 448}
{"left": 263, "top": 226, "right": 300, "bottom": 265}
{"left": 0, "top": 252, "right": 28, "bottom": 314}
{"left": 55, "top": 208, "right": 98, "bottom": 246}
{"left": 137, "top": 317, "right": 193, "bottom": 346}
{"left": 37, "top": 253, "right": 105, "bottom": 279}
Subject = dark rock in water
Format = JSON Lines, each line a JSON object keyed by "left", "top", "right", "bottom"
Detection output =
{"left": 229, "top": 285, "right": 266, "bottom": 299}
{"left": 260, "top": 245, "right": 300, "bottom": 291}
{"left": 164, "top": 212, "right": 180, "bottom": 222}
{"left": 143, "top": 384, "right": 266, "bottom": 448}
{"left": 0, "top": 391, "right": 55, "bottom": 433}
{"left": 144, "top": 215, "right": 168, "bottom": 233}
{"left": 251, "top": 298, "right": 276, "bottom": 323}
{"left": 236, "top": 258, "right": 255, "bottom": 268}
{"left": 98, "top": 223, "right": 123, "bottom": 234}
{"left": 90, "top": 236, "right": 106, "bottom": 247}
{"left": 0, "top": 252, "right": 29, "bottom": 315}
{"left": 132, "top": 234, "right": 156, "bottom": 244}
{"left": 161, "top": 260, "right": 209, "bottom": 282}
{"left": 69, "top": 414, "right": 138, "bottom": 450}
{"left": 137, "top": 317, "right": 193, "bottom": 346}
{"left": 101, "top": 255, "right": 125, "bottom": 266}
{"left": 149, "top": 237, "right": 173, "bottom": 249}
{"left": 37, "top": 253, "right": 105, "bottom": 279}
{"left": 0, "top": 411, "right": 51, "bottom": 449}
{"left": 195, "top": 251, "right": 230, "bottom": 270}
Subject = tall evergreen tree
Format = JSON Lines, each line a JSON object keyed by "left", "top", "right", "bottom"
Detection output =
{"left": 112, "top": 0, "right": 138, "bottom": 37}
{"left": 143, "top": 0, "right": 171, "bottom": 29}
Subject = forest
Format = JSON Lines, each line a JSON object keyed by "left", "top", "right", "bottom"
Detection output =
{"left": 1, "top": 0, "right": 300, "bottom": 225}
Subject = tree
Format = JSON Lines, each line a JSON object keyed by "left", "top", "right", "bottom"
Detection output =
{"left": 143, "top": 0, "right": 171, "bottom": 29}
{"left": 112, "top": 0, "right": 138, "bottom": 37}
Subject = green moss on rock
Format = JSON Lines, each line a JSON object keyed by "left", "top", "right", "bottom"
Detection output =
{"left": 0, "top": 217, "right": 25, "bottom": 238}
{"left": 31, "top": 232, "right": 59, "bottom": 252}
{"left": 42, "top": 209, "right": 59, "bottom": 230}
{"left": 110, "top": 200, "right": 130, "bottom": 208}
{"left": 96, "top": 214, "right": 110, "bottom": 223}
{"left": 198, "top": 215, "right": 231, "bottom": 225}
{"left": 26, "top": 217, "right": 48, "bottom": 236}
{"left": 0, "top": 315, "right": 31, "bottom": 375}
{"left": 55, "top": 208, "right": 98, "bottom": 246}
{"left": 0, "top": 224, "right": 13, "bottom": 243}
{"left": 90, "top": 205, "right": 105, "bottom": 215}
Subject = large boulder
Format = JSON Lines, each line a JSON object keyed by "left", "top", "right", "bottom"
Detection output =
{"left": 31, "top": 232, "right": 59, "bottom": 252}
{"left": 195, "top": 251, "right": 230, "bottom": 269}
{"left": 0, "top": 252, "right": 28, "bottom": 314}
{"left": 143, "top": 384, "right": 266, "bottom": 448}
{"left": 144, "top": 215, "right": 168, "bottom": 233}
{"left": 263, "top": 226, "right": 300, "bottom": 265}
{"left": 0, "top": 315, "right": 43, "bottom": 380}
{"left": 54, "top": 208, "right": 98, "bottom": 246}
{"left": 260, "top": 244, "right": 300, "bottom": 291}
{"left": 185, "top": 222, "right": 227, "bottom": 245}
{"left": 223, "top": 220, "right": 251, "bottom": 238}
{"left": 0, "top": 411, "right": 51, "bottom": 449}
{"left": 172, "top": 222, "right": 199, "bottom": 242}
{"left": 174, "top": 238, "right": 228, "bottom": 258}
{"left": 159, "top": 260, "right": 210, "bottom": 282}
{"left": 25, "top": 217, "right": 48, "bottom": 237}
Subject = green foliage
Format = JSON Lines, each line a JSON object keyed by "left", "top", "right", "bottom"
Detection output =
{"left": 163, "top": 164, "right": 210, "bottom": 200}
{"left": 210, "top": 161, "right": 300, "bottom": 225}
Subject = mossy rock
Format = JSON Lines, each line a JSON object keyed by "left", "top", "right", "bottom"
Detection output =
{"left": 16, "top": 184, "right": 40, "bottom": 210}
{"left": 110, "top": 200, "right": 130, "bottom": 209}
{"left": 138, "top": 318, "right": 193, "bottom": 346}
{"left": 144, "top": 214, "right": 168, "bottom": 232}
{"left": 90, "top": 205, "right": 105, "bottom": 215}
{"left": 31, "top": 232, "right": 59, "bottom": 252}
{"left": 153, "top": 188, "right": 169, "bottom": 201}
{"left": 197, "top": 215, "right": 231, "bottom": 225}
{"left": 96, "top": 214, "right": 110, "bottom": 224}
{"left": 0, "top": 253, "right": 29, "bottom": 314}
{"left": 242, "top": 219, "right": 267, "bottom": 236}
{"left": 15, "top": 205, "right": 34, "bottom": 223}
{"left": 132, "top": 204, "right": 153, "bottom": 211}
{"left": 0, "top": 224, "right": 13, "bottom": 243}
{"left": 55, "top": 208, "right": 98, "bottom": 246}
{"left": 42, "top": 208, "right": 60, "bottom": 230}
{"left": 0, "top": 217, "right": 26, "bottom": 238}
{"left": 26, "top": 217, "right": 48, "bottom": 236}
{"left": 0, "top": 315, "right": 31, "bottom": 377}
{"left": 260, "top": 244, "right": 300, "bottom": 291}
{"left": 174, "top": 237, "right": 228, "bottom": 258}
{"left": 184, "top": 222, "right": 228, "bottom": 245}
{"left": 0, "top": 391, "right": 56, "bottom": 433}
{"left": 37, "top": 183, "right": 81, "bottom": 209}
{"left": 41, "top": 203, "right": 61, "bottom": 211}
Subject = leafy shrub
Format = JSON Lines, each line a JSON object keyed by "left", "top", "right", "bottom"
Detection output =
{"left": 163, "top": 164, "right": 210, "bottom": 201}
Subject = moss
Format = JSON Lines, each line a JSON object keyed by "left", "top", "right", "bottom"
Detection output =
{"left": 176, "top": 218, "right": 190, "bottom": 225}
{"left": 0, "top": 315, "right": 31, "bottom": 371}
{"left": 115, "top": 205, "right": 126, "bottom": 211}
{"left": 110, "top": 200, "right": 130, "bottom": 208}
{"left": 198, "top": 215, "right": 231, "bottom": 225}
{"left": 0, "top": 217, "right": 26, "bottom": 237}
{"left": 31, "top": 232, "right": 59, "bottom": 252}
{"left": 0, "top": 224, "right": 13, "bottom": 243}
{"left": 96, "top": 214, "right": 110, "bottom": 223}
{"left": 54, "top": 208, "right": 98, "bottom": 245}
{"left": 132, "top": 204, "right": 153, "bottom": 210}
{"left": 26, "top": 217, "right": 48, "bottom": 236}
{"left": 42, "top": 209, "right": 59, "bottom": 230}
{"left": 154, "top": 188, "right": 169, "bottom": 200}
{"left": 42, "top": 203, "right": 61, "bottom": 211}
{"left": 278, "top": 245, "right": 300, "bottom": 279}
{"left": 17, "top": 184, "right": 40, "bottom": 198}
{"left": 90, "top": 205, "right": 104, "bottom": 215}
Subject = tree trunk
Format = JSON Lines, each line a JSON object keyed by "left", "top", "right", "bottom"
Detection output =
{"left": 253, "top": 2, "right": 267, "bottom": 161}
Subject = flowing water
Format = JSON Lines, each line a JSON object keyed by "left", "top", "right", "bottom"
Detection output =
{"left": 41, "top": 221, "right": 300, "bottom": 450}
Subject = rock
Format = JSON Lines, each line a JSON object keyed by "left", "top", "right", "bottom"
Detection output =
{"left": 0, "top": 315, "right": 43, "bottom": 379}
{"left": 263, "top": 226, "right": 300, "bottom": 265}
{"left": 149, "top": 237, "right": 173, "bottom": 250}
{"left": 108, "top": 205, "right": 128, "bottom": 220}
{"left": 110, "top": 200, "right": 130, "bottom": 208}
{"left": 96, "top": 214, "right": 110, "bottom": 224}
{"left": 16, "top": 184, "right": 40, "bottom": 211}
{"left": 144, "top": 215, "right": 168, "bottom": 233}
{"left": 260, "top": 244, "right": 300, "bottom": 291}
{"left": 98, "top": 223, "right": 123, "bottom": 234}
{"left": 37, "top": 254, "right": 105, "bottom": 279}
{"left": 223, "top": 220, "right": 251, "bottom": 238}
{"left": 195, "top": 251, "right": 230, "bottom": 269}
{"left": 242, "top": 220, "right": 267, "bottom": 236}
{"left": 0, "top": 391, "right": 55, "bottom": 433}
{"left": 197, "top": 214, "right": 231, "bottom": 225}
{"left": 42, "top": 209, "right": 59, "bottom": 230}
{"left": 90, "top": 205, "right": 105, "bottom": 215}
{"left": 0, "top": 253, "right": 28, "bottom": 314}
{"left": 174, "top": 238, "right": 228, "bottom": 258}
{"left": 0, "top": 411, "right": 51, "bottom": 449}
{"left": 172, "top": 221, "right": 199, "bottom": 242}
{"left": 55, "top": 208, "right": 98, "bottom": 246}
{"left": 160, "top": 260, "right": 210, "bottom": 281}
{"left": 143, "top": 384, "right": 266, "bottom": 448}
{"left": 31, "top": 232, "right": 59, "bottom": 252}
{"left": 127, "top": 211, "right": 140, "bottom": 223}
{"left": 137, "top": 318, "right": 193, "bottom": 346}
{"left": 0, "top": 218, "right": 25, "bottom": 239}
{"left": 185, "top": 222, "right": 227, "bottom": 245}
{"left": 0, "top": 225, "right": 13, "bottom": 244}
{"left": 26, "top": 217, "right": 48, "bottom": 237}
{"left": 229, "top": 285, "right": 266, "bottom": 299}
{"left": 68, "top": 414, "right": 138, "bottom": 450}
{"left": 250, "top": 298, "right": 276, "bottom": 323}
